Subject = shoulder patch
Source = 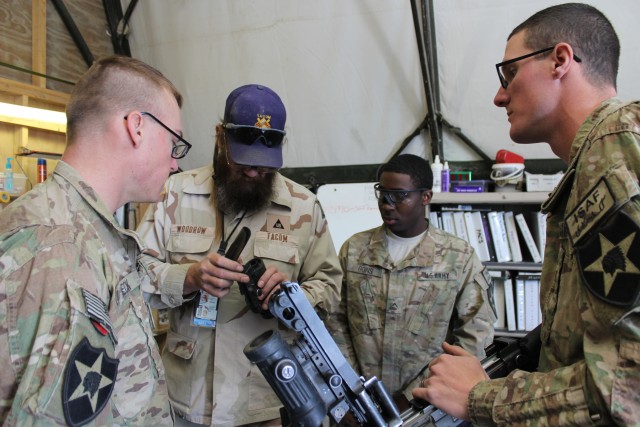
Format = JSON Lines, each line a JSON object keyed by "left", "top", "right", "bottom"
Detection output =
{"left": 63, "top": 337, "right": 118, "bottom": 426}
{"left": 566, "top": 178, "right": 615, "bottom": 245}
{"left": 577, "top": 211, "right": 640, "bottom": 307}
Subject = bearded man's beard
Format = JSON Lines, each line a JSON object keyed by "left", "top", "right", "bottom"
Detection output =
{"left": 214, "top": 151, "right": 276, "bottom": 215}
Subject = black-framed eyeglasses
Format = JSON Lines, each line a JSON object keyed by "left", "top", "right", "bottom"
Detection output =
{"left": 125, "top": 112, "right": 192, "bottom": 159}
{"left": 222, "top": 122, "right": 286, "bottom": 148}
{"left": 374, "top": 183, "right": 427, "bottom": 205}
{"left": 495, "top": 46, "right": 582, "bottom": 89}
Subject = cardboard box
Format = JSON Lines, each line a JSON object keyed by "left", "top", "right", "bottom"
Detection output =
{"left": 525, "top": 172, "right": 564, "bottom": 192}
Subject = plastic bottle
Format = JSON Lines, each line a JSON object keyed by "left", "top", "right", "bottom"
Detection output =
{"left": 441, "top": 161, "right": 450, "bottom": 192}
{"left": 5, "top": 157, "right": 13, "bottom": 192}
{"left": 37, "top": 158, "right": 47, "bottom": 183}
{"left": 431, "top": 155, "right": 442, "bottom": 192}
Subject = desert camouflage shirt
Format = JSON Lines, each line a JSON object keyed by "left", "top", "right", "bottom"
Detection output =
{"left": 326, "top": 223, "right": 496, "bottom": 400}
{"left": 469, "top": 99, "right": 640, "bottom": 426}
{"left": 137, "top": 164, "right": 342, "bottom": 426}
{"left": 0, "top": 161, "right": 172, "bottom": 426}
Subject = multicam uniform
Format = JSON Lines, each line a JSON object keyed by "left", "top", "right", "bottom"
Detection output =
{"left": 137, "top": 164, "right": 342, "bottom": 426}
{"left": 0, "top": 161, "right": 172, "bottom": 426}
{"left": 469, "top": 99, "right": 640, "bottom": 426}
{"left": 327, "top": 223, "right": 496, "bottom": 400}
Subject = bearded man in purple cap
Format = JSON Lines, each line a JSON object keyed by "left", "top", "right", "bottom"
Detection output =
{"left": 137, "top": 84, "right": 342, "bottom": 426}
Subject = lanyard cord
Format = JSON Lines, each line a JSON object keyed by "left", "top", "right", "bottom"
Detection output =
{"left": 217, "top": 209, "right": 247, "bottom": 255}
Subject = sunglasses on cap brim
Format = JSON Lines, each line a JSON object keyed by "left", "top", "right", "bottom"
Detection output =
{"left": 223, "top": 123, "right": 286, "bottom": 147}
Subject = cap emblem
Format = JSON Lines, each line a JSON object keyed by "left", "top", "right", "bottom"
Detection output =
{"left": 256, "top": 114, "right": 272, "bottom": 129}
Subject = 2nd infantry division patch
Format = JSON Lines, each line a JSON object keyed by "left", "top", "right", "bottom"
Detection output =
{"left": 63, "top": 337, "right": 118, "bottom": 426}
{"left": 577, "top": 211, "right": 640, "bottom": 307}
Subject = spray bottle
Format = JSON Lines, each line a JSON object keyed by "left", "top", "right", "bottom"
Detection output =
{"left": 431, "top": 155, "right": 442, "bottom": 192}
{"left": 5, "top": 157, "right": 14, "bottom": 192}
{"left": 37, "top": 158, "right": 47, "bottom": 183}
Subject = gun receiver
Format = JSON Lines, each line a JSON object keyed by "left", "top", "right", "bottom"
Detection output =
{"left": 243, "top": 260, "right": 402, "bottom": 427}
{"left": 243, "top": 258, "right": 541, "bottom": 426}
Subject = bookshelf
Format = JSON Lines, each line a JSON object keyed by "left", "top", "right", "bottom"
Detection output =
{"left": 429, "top": 190, "right": 548, "bottom": 338}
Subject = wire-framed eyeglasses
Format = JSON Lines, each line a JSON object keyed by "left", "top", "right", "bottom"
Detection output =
{"left": 495, "top": 45, "right": 582, "bottom": 89}
{"left": 222, "top": 122, "right": 286, "bottom": 147}
{"left": 124, "top": 112, "right": 192, "bottom": 159}
{"left": 374, "top": 183, "right": 427, "bottom": 205}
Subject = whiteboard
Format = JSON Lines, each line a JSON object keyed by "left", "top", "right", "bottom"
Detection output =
{"left": 317, "top": 182, "right": 382, "bottom": 253}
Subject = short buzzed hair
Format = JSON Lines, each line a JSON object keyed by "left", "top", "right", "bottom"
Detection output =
{"left": 377, "top": 154, "right": 433, "bottom": 190}
{"left": 510, "top": 3, "right": 619, "bottom": 89}
{"left": 66, "top": 55, "right": 183, "bottom": 142}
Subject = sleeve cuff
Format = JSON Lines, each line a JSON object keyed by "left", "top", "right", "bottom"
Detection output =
{"left": 160, "top": 263, "right": 192, "bottom": 307}
{"left": 468, "top": 378, "right": 506, "bottom": 426}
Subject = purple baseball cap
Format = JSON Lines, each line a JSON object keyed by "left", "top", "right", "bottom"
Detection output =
{"left": 223, "top": 84, "right": 286, "bottom": 169}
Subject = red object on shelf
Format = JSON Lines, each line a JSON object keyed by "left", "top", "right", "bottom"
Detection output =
{"left": 495, "top": 149, "right": 524, "bottom": 164}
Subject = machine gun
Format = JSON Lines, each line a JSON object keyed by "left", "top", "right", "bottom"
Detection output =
{"left": 242, "top": 258, "right": 541, "bottom": 426}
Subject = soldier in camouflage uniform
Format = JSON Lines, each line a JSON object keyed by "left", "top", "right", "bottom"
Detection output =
{"left": 0, "top": 56, "right": 189, "bottom": 426}
{"left": 137, "top": 84, "right": 342, "bottom": 427}
{"left": 414, "top": 4, "right": 640, "bottom": 426}
{"left": 326, "top": 154, "right": 496, "bottom": 403}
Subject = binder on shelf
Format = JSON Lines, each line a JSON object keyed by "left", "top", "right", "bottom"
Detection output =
{"left": 464, "top": 211, "right": 491, "bottom": 262}
{"left": 514, "top": 274, "right": 527, "bottom": 331}
{"left": 531, "top": 211, "right": 548, "bottom": 260}
{"left": 480, "top": 212, "right": 498, "bottom": 262}
{"left": 504, "top": 211, "right": 523, "bottom": 263}
{"left": 515, "top": 213, "right": 542, "bottom": 263}
{"left": 440, "top": 211, "right": 455, "bottom": 235}
{"left": 487, "top": 211, "right": 512, "bottom": 263}
{"left": 489, "top": 270, "right": 506, "bottom": 329}
{"left": 453, "top": 211, "right": 469, "bottom": 242}
{"left": 524, "top": 273, "right": 542, "bottom": 331}
{"left": 503, "top": 273, "right": 517, "bottom": 331}
{"left": 429, "top": 211, "right": 440, "bottom": 229}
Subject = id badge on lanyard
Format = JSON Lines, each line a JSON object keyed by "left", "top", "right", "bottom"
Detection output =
{"left": 192, "top": 290, "right": 218, "bottom": 328}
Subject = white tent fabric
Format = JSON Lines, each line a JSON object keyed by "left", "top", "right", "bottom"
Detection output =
{"left": 126, "top": 0, "right": 640, "bottom": 172}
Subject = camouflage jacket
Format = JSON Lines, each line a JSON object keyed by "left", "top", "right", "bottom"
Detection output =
{"left": 0, "top": 161, "right": 172, "bottom": 426}
{"left": 469, "top": 99, "right": 640, "bottom": 426}
{"left": 326, "top": 223, "right": 496, "bottom": 400}
{"left": 136, "top": 164, "right": 342, "bottom": 426}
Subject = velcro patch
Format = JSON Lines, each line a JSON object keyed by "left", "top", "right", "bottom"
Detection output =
{"left": 417, "top": 270, "right": 455, "bottom": 281}
{"left": 82, "top": 289, "right": 117, "bottom": 345}
{"left": 348, "top": 264, "right": 383, "bottom": 277}
{"left": 566, "top": 179, "right": 615, "bottom": 245}
{"left": 63, "top": 337, "right": 118, "bottom": 426}
{"left": 577, "top": 211, "right": 640, "bottom": 307}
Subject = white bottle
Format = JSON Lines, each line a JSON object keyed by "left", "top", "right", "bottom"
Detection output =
{"left": 431, "top": 155, "right": 442, "bottom": 192}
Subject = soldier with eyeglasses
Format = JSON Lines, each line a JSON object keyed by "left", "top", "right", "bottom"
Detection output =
{"left": 413, "top": 4, "right": 640, "bottom": 425}
{"left": 0, "top": 55, "right": 186, "bottom": 426}
{"left": 137, "top": 84, "right": 342, "bottom": 427}
{"left": 325, "top": 154, "right": 496, "bottom": 406}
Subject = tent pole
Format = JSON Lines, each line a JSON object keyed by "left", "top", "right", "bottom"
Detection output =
{"left": 410, "top": 0, "right": 441, "bottom": 161}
